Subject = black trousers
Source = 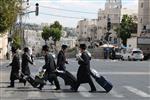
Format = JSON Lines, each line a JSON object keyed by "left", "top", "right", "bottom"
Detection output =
{"left": 75, "top": 76, "right": 96, "bottom": 91}
{"left": 10, "top": 80, "right": 15, "bottom": 86}
{"left": 39, "top": 74, "right": 60, "bottom": 89}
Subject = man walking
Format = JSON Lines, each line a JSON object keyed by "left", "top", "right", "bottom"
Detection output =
{"left": 7, "top": 47, "right": 20, "bottom": 88}
{"left": 74, "top": 44, "right": 96, "bottom": 92}
{"left": 38, "top": 45, "right": 60, "bottom": 90}
{"left": 57, "top": 45, "right": 68, "bottom": 71}
{"left": 20, "top": 47, "right": 34, "bottom": 85}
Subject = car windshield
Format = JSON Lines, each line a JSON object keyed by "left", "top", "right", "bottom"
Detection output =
{"left": 133, "top": 51, "right": 142, "bottom": 54}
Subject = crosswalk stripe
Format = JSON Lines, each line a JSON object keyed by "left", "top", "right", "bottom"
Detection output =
{"left": 109, "top": 89, "right": 124, "bottom": 98}
{"left": 78, "top": 86, "right": 93, "bottom": 97}
{"left": 1, "top": 90, "right": 14, "bottom": 98}
{"left": 50, "top": 86, "right": 66, "bottom": 98}
{"left": 54, "top": 92, "right": 66, "bottom": 98}
{"left": 27, "top": 91, "right": 41, "bottom": 98}
{"left": 124, "top": 86, "right": 150, "bottom": 97}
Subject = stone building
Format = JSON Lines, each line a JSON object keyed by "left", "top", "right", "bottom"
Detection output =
{"left": 138, "top": 0, "right": 150, "bottom": 37}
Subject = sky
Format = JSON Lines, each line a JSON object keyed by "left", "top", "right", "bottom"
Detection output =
{"left": 24, "top": 0, "right": 138, "bottom": 27}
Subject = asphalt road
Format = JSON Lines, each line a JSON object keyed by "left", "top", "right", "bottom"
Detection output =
{"left": 0, "top": 59, "right": 150, "bottom": 100}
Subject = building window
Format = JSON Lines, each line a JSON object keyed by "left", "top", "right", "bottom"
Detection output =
{"left": 140, "top": 18, "right": 142, "bottom": 23}
{"left": 141, "top": 3, "right": 143, "bottom": 8}
{"left": 104, "top": 16, "right": 106, "bottom": 19}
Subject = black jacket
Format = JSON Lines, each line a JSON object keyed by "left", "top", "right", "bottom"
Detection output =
{"left": 21, "top": 53, "right": 33, "bottom": 75}
{"left": 9, "top": 53, "right": 20, "bottom": 80}
{"left": 57, "top": 50, "right": 66, "bottom": 70}
{"left": 77, "top": 51, "right": 91, "bottom": 83}
{"left": 43, "top": 53, "right": 56, "bottom": 75}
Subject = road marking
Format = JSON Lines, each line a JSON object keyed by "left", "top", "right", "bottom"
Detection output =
{"left": 54, "top": 91, "right": 66, "bottom": 98}
{"left": 1, "top": 90, "right": 14, "bottom": 98}
{"left": 71, "top": 72, "right": 150, "bottom": 75}
{"left": 109, "top": 89, "right": 124, "bottom": 98}
{"left": 78, "top": 86, "right": 93, "bottom": 98}
{"left": 124, "top": 86, "right": 150, "bottom": 97}
{"left": 27, "top": 91, "right": 41, "bottom": 98}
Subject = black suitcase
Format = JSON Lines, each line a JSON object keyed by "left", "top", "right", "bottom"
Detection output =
{"left": 90, "top": 69, "right": 113, "bottom": 93}
{"left": 56, "top": 70, "right": 77, "bottom": 88}
{"left": 25, "top": 76, "right": 38, "bottom": 88}
{"left": 20, "top": 72, "right": 38, "bottom": 88}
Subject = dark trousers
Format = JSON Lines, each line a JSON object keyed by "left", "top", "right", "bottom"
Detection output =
{"left": 39, "top": 74, "right": 60, "bottom": 89}
{"left": 10, "top": 80, "right": 15, "bottom": 86}
{"left": 75, "top": 76, "right": 96, "bottom": 91}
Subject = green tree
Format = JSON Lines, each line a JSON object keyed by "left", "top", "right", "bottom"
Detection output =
{"left": 12, "top": 33, "right": 21, "bottom": 49}
{"left": 115, "top": 15, "right": 136, "bottom": 46}
{"left": 0, "top": 0, "right": 21, "bottom": 34}
{"left": 49, "top": 21, "right": 62, "bottom": 50}
{"left": 41, "top": 26, "right": 51, "bottom": 44}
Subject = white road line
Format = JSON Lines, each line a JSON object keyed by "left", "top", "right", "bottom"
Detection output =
{"left": 124, "top": 86, "right": 150, "bottom": 97}
{"left": 1, "top": 90, "right": 14, "bottom": 98}
{"left": 71, "top": 72, "right": 150, "bottom": 75}
{"left": 54, "top": 91, "right": 66, "bottom": 98}
{"left": 109, "top": 89, "right": 124, "bottom": 98}
{"left": 27, "top": 91, "right": 41, "bottom": 98}
{"left": 78, "top": 86, "right": 93, "bottom": 98}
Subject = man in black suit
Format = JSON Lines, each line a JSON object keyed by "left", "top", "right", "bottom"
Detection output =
{"left": 57, "top": 45, "right": 68, "bottom": 71}
{"left": 20, "top": 47, "right": 34, "bottom": 85}
{"left": 74, "top": 44, "right": 96, "bottom": 92}
{"left": 38, "top": 45, "right": 60, "bottom": 90}
{"left": 7, "top": 47, "right": 20, "bottom": 87}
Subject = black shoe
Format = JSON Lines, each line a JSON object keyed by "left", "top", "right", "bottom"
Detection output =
{"left": 37, "top": 86, "right": 43, "bottom": 90}
{"left": 23, "top": 81, "right": 26, "bottom": 86}
{"left": 54, "top": 88, "right": 60, "bottom": 90}
{"left": 7, "top": 85, "right": 14, "bottom": 88}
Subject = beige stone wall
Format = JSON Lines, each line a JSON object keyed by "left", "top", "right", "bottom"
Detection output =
{"left": 138, "top": 0, "right": 150, "bottom": 36}
{"left": 0, "top": 33, "right": 8, "bottom": 59}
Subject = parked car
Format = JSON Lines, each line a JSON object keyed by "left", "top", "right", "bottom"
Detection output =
{"left": 121, "top": 48, "right": 144, "bottom": 61}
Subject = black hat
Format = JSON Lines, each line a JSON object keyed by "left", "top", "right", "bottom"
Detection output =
{"left": 11, "top": 47, "right": 17, "bottom": 53}
{"left": 79, "top": 44, "right": 87, "bottom": 50}
{"left": 24, "top": 47, "right": 29, "bottom": 52}
{"left": 42, "top": 45, "right": 49, "bottom": 51}
{"left": 62, "top": 45, "right": 68, "bottom": 50}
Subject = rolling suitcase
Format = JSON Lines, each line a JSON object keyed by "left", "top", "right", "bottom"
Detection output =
{"left": 56, "top": 69, "right": 77, "bottom": 88}
{"left": 90, "top": 69, "right": 113, "bottom": 93}
{"left": 20, "top": 72, "right": 38, "bottom": 88}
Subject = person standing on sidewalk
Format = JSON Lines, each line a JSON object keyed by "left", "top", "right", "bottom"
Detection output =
{"left": 74, "top": 44, "right": 96, "bottom": 92}
{"left": 7, "top": 47, "right": 20, "bottom": 88}
{"left": 38, "top": 45, "right": 60, "bottom": 90}
{"left": 57, "top": 45, "right": 68, "bottom": 71}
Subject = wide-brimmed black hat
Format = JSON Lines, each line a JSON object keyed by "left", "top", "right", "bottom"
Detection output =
{"left": 42, "top": 45, "right": 49, "bottom": 51}
{"left": 79, "top": 44, "right": 87, "bottom": 50}
{"left": 24, "top": 47, "right": 29, "bottom": 52}
{"left": 62, "top": 45, "right": 68, "bottom": 49}
{"left": 11, "top": 47, "right": 17, "bottom": 53}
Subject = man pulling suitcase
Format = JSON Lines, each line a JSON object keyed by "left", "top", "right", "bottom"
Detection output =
{"left": 38, "top": 45, "right": 60, "bottom": 90}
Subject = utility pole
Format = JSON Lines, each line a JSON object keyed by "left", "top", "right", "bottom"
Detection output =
{"left": 19, "top": 0, "right": 39, "bottom": 49}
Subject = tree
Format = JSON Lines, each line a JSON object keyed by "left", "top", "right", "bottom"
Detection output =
{"left": 41, "top": 21, "right": 62, "bottom": 52}
{"left": 115, "top": 15, "right": 136, "bottom": 46}
{"left": 49, "top": 21, "right": 62, "bottom": 51}
{"left": 12, "top": 34, "right": 21, "bottom": 49}
{"left": 41, "top": 26, "right": 51, "bottom": 44}
{"left": 0, "top": 0, "right": 22, "bottom": 34}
